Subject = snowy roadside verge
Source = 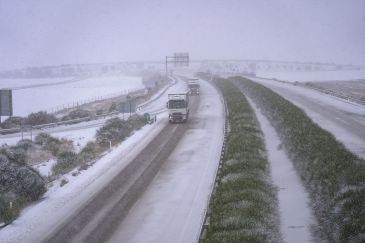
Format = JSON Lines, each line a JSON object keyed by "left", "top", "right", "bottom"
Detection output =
{"left": 233, "top": 76, "right": 365, "bottom": 242}
{"left": 247, "top": 96, "right": 315, "bottom": 243}
{"left": 255, "top": 69, "right": 365, "bottom": 83}
{"left": 0, "top": 113, "right": 167, "bottom": 243}
{"left": 247, "top": 76, "right": 365, "bottom": 159}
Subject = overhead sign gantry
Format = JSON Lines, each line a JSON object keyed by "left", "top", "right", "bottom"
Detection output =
{"left": 165, "top": 52, "right": 189, "bottom": 76}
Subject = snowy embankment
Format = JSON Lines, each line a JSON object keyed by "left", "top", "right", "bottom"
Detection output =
{"left": 234, "top": 76, "right": 365, "bottom": 242}
{"left": 0, "top": 76, "right": 186, "bottom": 242}
{"left": 6, "top": 75, "right": 144, "bottom": 116}
{"left": 1, "top": 75, "right": 175, "bottom": 148}
{"left": 256, "top": 69, "right": 365, "bottom": 82}
{"left": 0, "top": 112, "right": 167, "bottom": 243}
{"left": 1, "top": 76, "right": 183, "bottom": 176}
{"left": 0, "top": 77, "right": 76, "bottom": 89}
{"left": 248, "top": 76, "right": 365, "bottom": 159}
{"left": 248, "top": 97, "right": 315, "bottom": 243}
{"left": 107, "top": 77, "right": 225, "bottom": 243}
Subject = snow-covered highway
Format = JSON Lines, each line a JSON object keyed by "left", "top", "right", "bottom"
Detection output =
{"left": 107, "top": 77, "right": 224, "bottom": 243}
{"left": 250, "top": 76, "right": 365, "bottom": 159}
{"left": 0, "top": 75, "right": 224, "bottom": 243}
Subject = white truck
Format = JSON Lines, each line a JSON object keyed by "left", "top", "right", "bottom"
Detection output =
{"left": 167, "top": 93, "right": 189, "bottom": 123}
{"left": 187, "top": 79, "right": 200, "bottom": 95}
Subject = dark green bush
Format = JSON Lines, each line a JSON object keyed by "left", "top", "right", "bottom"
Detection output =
{"left": 25, "top": 111, "right": 58, "bottom": 126}
{"left": 128, "top": 114, "right": 148, "bottom": 130}
{"left": 0, "top": 145, "right": 27, "bottom": 165}
{"left": 60, "top": 179, "right": 68, "bottom": 187}
{"left": 232, "top": 76, "right": 365, "bottom": 242}
{"left": 78, "top": 141, "right": 102, "bottom": 162}
{"left": 0, "top": 116, "right": 25, "bottom": 129}
{"left": 52, "top": 151, "right": 79, "bottom": 175}
{"left": 16, "top": 139, "right": 34, "bottom": 151}
{"left": 0, "top": 192, "right": 26, "bottom": 224}
{"left": 109, "top": 102, "right": 117, "bottom": 112}
{"left": 34, "top": 133, "right": 73, "bottom": 156}
{"left": 96, "top": 109, "right": 103, "bottom": 115}
{"left": 0, "top": 154, "right": 46, "bottom": 202}
{"left": 61, "top": 109, "right": 91, "bottom": 121}
{"left": 96, "top": 118, "right": 132, "bottom": 148}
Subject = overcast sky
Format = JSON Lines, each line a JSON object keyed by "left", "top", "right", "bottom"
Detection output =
{"left": 1, "top": 0, "right": 364, "bottom": 70}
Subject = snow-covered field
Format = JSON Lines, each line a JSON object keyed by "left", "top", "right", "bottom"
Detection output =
{"left": 256, "top": 69, "right": 365, "bottom": 82}
{"left": 0, "top": 77, "right": 185, "bottom": 243}
{"left": 0, "top": 77, "right": 76, "bottom": 89}
{"left": 7, "top": 75, "right": 144, "bottom": 116}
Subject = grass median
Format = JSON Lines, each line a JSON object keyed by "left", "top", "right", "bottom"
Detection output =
{"left": 204, "top": 78, "right": 282, "bottom": 242}
{"left": 232, "top": 76, "right": 365, "bottom": 242}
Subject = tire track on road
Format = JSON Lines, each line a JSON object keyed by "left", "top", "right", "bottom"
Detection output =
{"left": 41, "top": 96, "right": 199, "bottom": 243}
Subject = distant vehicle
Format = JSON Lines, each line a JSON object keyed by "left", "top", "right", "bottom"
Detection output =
{"left": 167, "top": 93, "right": 189, "bottom": 123}
{"left": 187, "top": 79, "right": 200, "bottom": 95}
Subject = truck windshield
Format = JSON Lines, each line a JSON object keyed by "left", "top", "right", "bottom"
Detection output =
{"left": 188, "top": 84, "right": 200, "bottom": 88}
{"left": 168, "top": 100, "right": 186, "bottom": 109}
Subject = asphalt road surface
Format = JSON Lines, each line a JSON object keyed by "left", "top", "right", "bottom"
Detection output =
{"left": 41, "top": 96, "right": 200, "bottom": 243}
{"left": 251, "top": 77, "right": 365, "bottom": 157}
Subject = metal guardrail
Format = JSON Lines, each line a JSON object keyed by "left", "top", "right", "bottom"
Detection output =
{"left": 136, "top": 76, "right": 176, "bottom": 111}
{"left": 45, "top": 87, "right": 147, "bottom": 114}
{"left": 0, "top": 111, "right": 122, "bottom": 135}
{"left": 0, "top": 80, "right": 173, "bottom": 136}
{"left": 253, "top": 75, "right": 365, "bottom": 107}
{"left": 304, "top": 84, "right": 365, "bottom": 106}
{"left": 197, "top": 77, "right": 230, "bottom": 242}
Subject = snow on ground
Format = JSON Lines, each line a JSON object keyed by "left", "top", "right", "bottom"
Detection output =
{"left": 0, "top": 77, "right": 75, "bottom": 89}
{"left": 255, "top": 69, "right": 365, "bottom": 82}
{"left": 0, "top": 113, "right": 167, "bottom": 243}
{"left": 137, "top": 76, "right": 187, "bottom": 115}
{"left": 0, "top": 116, "right": 111, "bottom": 147}
{"left": 0, "top": 77, "right": 186, "bottom": 243}
{"left": 248, "top": 97, "right": 316, "bottom": 243}
{"left": 249, "top": 76, "right": 365, "bottom": 159}
{"left": 107, "top": 77, "right": 224, "bottom": 243}
{"left": 33, "top": 159, "right": 57, "bottom": 177}
{"left": 137, "top": 77, "right": 177, "bottom": 110}
{"left": 10, "top": 75, "right": 144, "bottom": 116}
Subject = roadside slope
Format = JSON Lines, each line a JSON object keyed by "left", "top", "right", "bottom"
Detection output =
{"left": 248, "top": 76, "right": 365, "bottom": 159}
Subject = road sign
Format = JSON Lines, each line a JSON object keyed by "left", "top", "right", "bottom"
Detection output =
{"left": 144, "top": 113, "right": 150, "bottom": 120}
{"left": 0, "top": 89, "right": 13, "bottom": 116}
{"left": 120, "top": 101, "right": 136, "bottom": 113}
{"left": 173, "top": 52, "right": 189, "bottom": 67}
{"left": 165, "top": 52, "right": 189, "bottom": 76}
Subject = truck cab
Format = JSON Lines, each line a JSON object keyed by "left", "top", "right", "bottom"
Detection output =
{"left": 187, "top": 79, "right": 200, "bottom": 95}
{"left": 167, "top": 93, "right": 189, "bottom": 123}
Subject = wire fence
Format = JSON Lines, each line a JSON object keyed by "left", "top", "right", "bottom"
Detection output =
{"left": 46, "top": 88, "right": 147, "bottom": 114}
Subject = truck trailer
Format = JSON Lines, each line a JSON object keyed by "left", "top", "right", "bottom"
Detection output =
{"left": 167, "top": 93, "right": 189, "bottom": 123}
